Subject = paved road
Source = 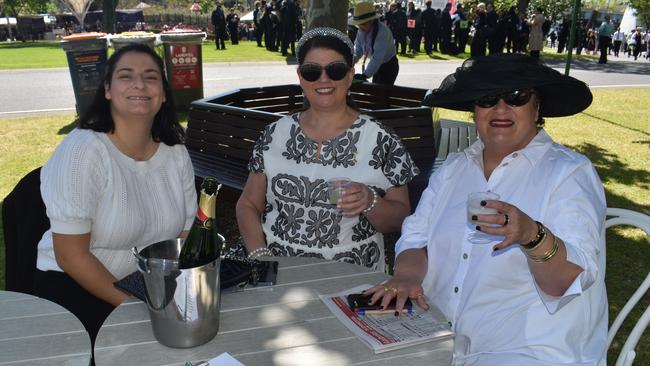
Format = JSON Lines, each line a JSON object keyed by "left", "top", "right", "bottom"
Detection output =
{"left": 1, "top": 57, "right": 648, "bottom": 118}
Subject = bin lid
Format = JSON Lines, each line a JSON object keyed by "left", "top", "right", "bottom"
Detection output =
{"left": 62, "top": 32, "right": 106, "bottom": 41}
{"left": 160, "top": 29, "right": 206, "bottom": 43}
{"left": 110, "top": 31, "right": 157, "bottom": 45}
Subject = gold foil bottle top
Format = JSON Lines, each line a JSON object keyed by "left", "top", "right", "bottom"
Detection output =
{"left": 197, "top": 177, "right": 221, "bottom": 221}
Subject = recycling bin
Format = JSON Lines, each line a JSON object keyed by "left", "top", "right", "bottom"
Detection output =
{"left": 61, "top": 32, "right": 108, "bottom": 116}
{"left": 110, "top": 31, "right": 157, "bottom": 50}
{"left": 160, "top": 30, "right": 206, "bottom": 112}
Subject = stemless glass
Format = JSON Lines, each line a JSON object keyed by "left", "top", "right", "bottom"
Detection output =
{"left": 466, "top": 191, "right": 500, "bottom": 244}
{"left": 327, "top": 177, "right": 352, "bottom": 208}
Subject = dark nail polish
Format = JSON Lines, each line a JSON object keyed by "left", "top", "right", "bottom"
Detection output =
{"left": 476, "top": 225, "right": 481, "bottom": 231}
{"left": 493, "top": 247, "right": 497, "bottom": 252}
{"left": 480, "top": 200, "right": 487, "bottom": 206}
{"left": 471, "top": 215, "right": 478, "bottom": 221}
{"left": 394, "top": 311, "right": 399, "bottom": 317}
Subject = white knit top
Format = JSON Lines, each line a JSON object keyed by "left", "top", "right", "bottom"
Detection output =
{"left": 37, "top": 129, "right": 197, "bottom": 280}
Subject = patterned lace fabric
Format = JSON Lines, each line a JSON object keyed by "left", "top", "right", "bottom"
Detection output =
{"left": 248, "top": 113, "right": 419, "bottom": 271}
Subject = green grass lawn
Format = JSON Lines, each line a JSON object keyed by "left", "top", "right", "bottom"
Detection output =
{"left": 0, "top": 88, "right": 648, "bottom": 364}
{"left": 0, "top": 39, "right": 590, "bottom": 69}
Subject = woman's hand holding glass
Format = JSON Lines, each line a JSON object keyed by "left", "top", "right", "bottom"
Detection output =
{"left": 335, "top": 181, "right": 375, "bottom": 217}
{"left": 363, "top": 276, "right": 430, "bottom": 313}
{"left": 473, "top": 199, "right": 540, "bottom": 251}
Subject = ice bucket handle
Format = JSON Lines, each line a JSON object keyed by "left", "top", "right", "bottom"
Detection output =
{"left": 132, "top": 246, "right": 151, "bottom": 274}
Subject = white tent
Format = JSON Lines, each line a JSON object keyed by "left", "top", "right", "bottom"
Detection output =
{"left": 0, "top": 17, "right": 17, "bottom": 26}
{"left": 240, "top": 10, "right": 254, "bottom": 22}
{"left": 135, "top": 2, "right": 151, "bottom": 9}
{"left": 620, "top": 6, "right": 637, "bottom": 33}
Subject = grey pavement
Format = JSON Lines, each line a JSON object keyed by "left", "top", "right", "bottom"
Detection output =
{"left": 0, "top": 56, "right": 649, "bottom": 118}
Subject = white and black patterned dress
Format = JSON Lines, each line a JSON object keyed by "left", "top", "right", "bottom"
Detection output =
{"left": 249, "top": 113, "right": 419, "bottom": 271}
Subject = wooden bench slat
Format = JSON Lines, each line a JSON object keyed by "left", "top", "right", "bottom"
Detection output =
{"left": 448, "top": 127, "right": 460, "bottom": 153}
{"left": 436, "top": 128, "right": 450, "bottom": 161}
{"left": 459, "top": 127, "right": 469, "bottom": 151}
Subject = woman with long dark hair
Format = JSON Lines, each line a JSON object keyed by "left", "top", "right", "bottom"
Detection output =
{"left": 34, "top": 43, "right": 196, "bottom": 346}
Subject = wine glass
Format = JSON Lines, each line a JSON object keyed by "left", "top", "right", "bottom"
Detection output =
{"left": 467, "top": 191, "right": 500, "bottom": 244}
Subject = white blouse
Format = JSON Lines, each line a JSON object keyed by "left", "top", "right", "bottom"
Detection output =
{"left": 396, "top": 130, "right": 607, "bottom": 365}
{"left": 37, "top": 129, "right": 197, "bottom": 280}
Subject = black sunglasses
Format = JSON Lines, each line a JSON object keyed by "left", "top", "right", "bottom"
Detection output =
{"left": 475, "top": 89, "right": 536, "bottom": 108}
{"left": 298, "top": 61, "right": 350, "bottom": 82}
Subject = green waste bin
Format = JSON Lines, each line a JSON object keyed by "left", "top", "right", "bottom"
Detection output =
{"left": 160, "top": 30, "right": 206, "bottom": 112}
{"left": 61, "top": 32, "right": 108, "bottom": 116}
{"left": 110, "top": 31, "right": 157, "bottom": 50}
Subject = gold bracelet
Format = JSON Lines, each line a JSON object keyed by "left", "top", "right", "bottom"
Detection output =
{"left": 526, "top": 236, "right": 561, "bottom": 263}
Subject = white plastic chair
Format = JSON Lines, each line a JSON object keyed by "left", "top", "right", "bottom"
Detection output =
{"left": 604, "top": 208, "right": 650, "bottom": 366}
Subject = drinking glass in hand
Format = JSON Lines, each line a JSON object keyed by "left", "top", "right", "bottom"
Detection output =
{"left": 327, "top": 178, "right": 351, "bottom": 212}
{"left": 467, "top": 191, "right": 500, "bottom": 244}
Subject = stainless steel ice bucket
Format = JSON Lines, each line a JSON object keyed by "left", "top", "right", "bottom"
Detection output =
{"left": 133, "top": 238, "right": 221, "bottom": 348}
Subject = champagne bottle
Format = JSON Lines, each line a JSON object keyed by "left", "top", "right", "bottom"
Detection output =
{"left": 179, "top": 177, "right": 224, "bottom": 269}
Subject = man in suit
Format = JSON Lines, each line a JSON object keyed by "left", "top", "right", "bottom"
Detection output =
{"left": 253, "top": 1, "right": 264, "bottom": 47}
{"left": 211, "top": 1, "right": 227, "bottom": 49}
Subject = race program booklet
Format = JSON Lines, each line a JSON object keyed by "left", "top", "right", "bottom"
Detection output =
{"left": 320, "top": 284, "right": 454, "bottom": 354}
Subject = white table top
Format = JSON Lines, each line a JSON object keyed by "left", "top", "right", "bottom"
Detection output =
{"left": 0, "top": 290, "right": 92, "bottom": 366}
{"left": 95, "top": 257, "right": 453, "bottom": 366}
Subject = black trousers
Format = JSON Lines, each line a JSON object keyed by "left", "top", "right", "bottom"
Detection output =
{"left": 255, "top": 27, "right": 263, "bottom": 46}
{"left": 214, "top": 27, "right": 226, "bottom": 49}
{"left": 372, "top": 55, "right": 399, "bottom": 85}
{"left": 34, "top": 269, "right": 115, "bottom": 349}
{"left": 599, "top": 36, "right": 611, "bottom": 63}
{"left": 613, "top": 40, "right": 622, "bottom": 56}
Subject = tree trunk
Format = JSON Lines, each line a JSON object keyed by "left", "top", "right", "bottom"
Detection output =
{"left": 102, "top": 0, "right": 116, "bottom": 33}
{"left": 305, "top": 0, "right": 348, "bottom": 32}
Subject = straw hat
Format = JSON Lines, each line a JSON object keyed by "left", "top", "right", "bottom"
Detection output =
{"left": 351, "top": 2, "right": 381, "bottom": 26}
{"left": 422, "top": 54, "right": 593, "bottom": 117}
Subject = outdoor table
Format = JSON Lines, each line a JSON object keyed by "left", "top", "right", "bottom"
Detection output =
{"left": 0, "top": 290, "right": 92, "bottom": 366}
{"left": 95, "top": 257, "right": 453, "bottom": 365}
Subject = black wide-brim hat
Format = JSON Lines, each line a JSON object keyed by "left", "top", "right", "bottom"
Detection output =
{"left": 422, "top": 54, "right": 593, "bottom": 117}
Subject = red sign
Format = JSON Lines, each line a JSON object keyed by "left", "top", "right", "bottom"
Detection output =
{"left": 407, "top": 19, "right": 416, "bottom": 29}
{"left": 168, "top": 45, "right": 201, "bottom": 90}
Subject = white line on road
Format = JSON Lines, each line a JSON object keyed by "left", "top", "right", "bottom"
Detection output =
{"left": 0, "top": 107, "right": 75, "bottom": 116}
{"left": 204, "top": 77, "right": 242, "bottom": 81}
{"left": 590, "top": 84, "right": 650, "bottom": 88}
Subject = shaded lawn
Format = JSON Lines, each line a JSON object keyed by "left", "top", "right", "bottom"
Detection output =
{"left": 0, "top": 88, "right": 648, "bottom": 364}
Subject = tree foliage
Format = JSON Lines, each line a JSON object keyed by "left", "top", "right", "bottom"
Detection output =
{"left": 1, "top": 0, "right": 50, "bottom": 16}
{"left": 527, "top": 0, "right": 576, "bottom": 21}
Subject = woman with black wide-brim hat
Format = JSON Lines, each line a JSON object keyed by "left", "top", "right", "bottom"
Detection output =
{"left": 350, "top": 2, "right": 399, "bottom": 85}
{"left": 365, "top": 54, "right": 607, "bottom": 365}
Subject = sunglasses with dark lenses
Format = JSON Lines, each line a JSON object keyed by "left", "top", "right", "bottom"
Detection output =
{"left": 475, "top": 89, "right": 536, "bottom": 108}
{"left": 298, "top": 61, "right": 350, "bottom": 82}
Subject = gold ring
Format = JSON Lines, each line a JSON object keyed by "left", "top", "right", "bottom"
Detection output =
{"left": 386, "top": 287, "right": 398, "bottom": 294}
{"left": 409, "top": 293, "right": 424, "bottom": 299}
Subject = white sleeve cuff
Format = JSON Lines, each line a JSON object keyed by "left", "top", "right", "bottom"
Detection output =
{"left": 536, "top": 270, "right": 584, "bottom": 314}
{"left": 50, "top": 219, "right": 92, "bottom": 235}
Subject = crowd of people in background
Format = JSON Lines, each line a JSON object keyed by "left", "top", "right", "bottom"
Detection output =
{"left": 210, "top": 0, "right": 302, "bottom": 56}
{"left": 203, "top": 0, "right": 650, "bottom": 63}
{"left": 551, "top": 19, "right": 650, "bottom": 61}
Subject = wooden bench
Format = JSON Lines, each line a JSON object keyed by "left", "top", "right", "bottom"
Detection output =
{"left": 186, "top": 83, "right": 441, "bottom": 209}
{"left": 435, "top": 119, "right": 479, "bottom": 171}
